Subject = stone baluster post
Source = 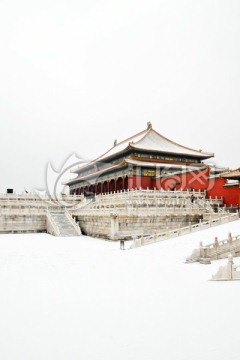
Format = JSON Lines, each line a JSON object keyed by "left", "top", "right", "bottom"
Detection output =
{"left": 214, "top": 237, "right": 219, "bottom": 258}
{"left": 110, "top": 213, "right": 119, "bottom": 240}
{"left": 228, "top": 233, "right": 233, "bottom": 245}
{"left": 178, "top": 224, "right": 181, "bottom": 236}
{"left": 154, "top": 232, "right": 157, "bottom": 242}
{"left": 227, "top": 254, "right": 234, "bottom": 280}
{"left": 189, "top": 221, "right": 192, "bottom": 233}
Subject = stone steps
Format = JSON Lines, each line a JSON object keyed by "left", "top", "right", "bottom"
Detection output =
{"left": 48, "top": 209, "right": 81, "bottom": 237}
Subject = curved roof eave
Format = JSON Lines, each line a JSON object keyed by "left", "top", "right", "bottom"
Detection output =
{"left": 130, "top": 128, "right": 214, "bottom": 158}
{"left": 65, "top": 160, "right": 129, "bottom": 185}
{"left": 70, "top": 128, "right": 150, "bottom": 173}
{"left": 71, "top": 145, "right": 132, "bottom": 174}
{"left": 70, "top": 125, "right": 214, "bottom": 174}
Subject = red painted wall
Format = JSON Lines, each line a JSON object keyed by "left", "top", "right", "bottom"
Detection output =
{"left": 208, "top": 178, "right": 239, "bottom": 207}
{"left": 128, "top": 176, "right": 152, "bottom": 189}
{"left": 126, "top": 169, "right": 211, "bottom": 191}
{"left": 154, "top": 168, "right": 210, "bottom": 191}
{"left": 70, "top": 170, "right": 239, "bottom": 208}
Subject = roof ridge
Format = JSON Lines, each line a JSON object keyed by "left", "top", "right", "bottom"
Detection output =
{"left": 221, "top": 167, "right": 240, "bottom": 177}
{"left": 111, "top": 128, "right": 148, "bottom": 148}
{"left": 93, "top": 128, "right": 147, "bottom": 160}
{"left": 72, "top": 127, "right": 148, "bottom": 173}
{"left": 71, "top": 124, "right": 214, "bottom": 174}
{"left": 129, "top": 127, "right": 152, "bottom": 146}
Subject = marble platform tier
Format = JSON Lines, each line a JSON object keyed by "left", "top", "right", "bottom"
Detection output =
{"left": 71, "top": 189, "right": 229, "bottom": 240}
{"left": 0, "top": 193, "right": 83, "bottom": 236}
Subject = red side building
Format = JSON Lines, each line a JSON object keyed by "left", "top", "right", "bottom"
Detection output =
{"left": 208, "top": 169, "right": 240, "bottom": 208}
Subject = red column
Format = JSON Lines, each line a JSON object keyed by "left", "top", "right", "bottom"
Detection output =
{"left": 128, "top": 176, "right": 134, "bottom": 190}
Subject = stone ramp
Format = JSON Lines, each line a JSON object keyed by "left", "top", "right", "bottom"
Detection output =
{"left": 186, "top": 230, "right": 240, "bottom": 263}
{"left": 47, "top": 208, "right": 81, "bottom": 237}
{"left": 130, "top": 212, "right": 239, "bottom": 249}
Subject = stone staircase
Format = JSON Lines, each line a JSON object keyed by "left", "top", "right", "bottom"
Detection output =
{"left": 47, "top": 208, "right": 81, "bottom": 237}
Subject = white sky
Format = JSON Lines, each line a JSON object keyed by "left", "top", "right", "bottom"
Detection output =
{"left": 0, "top": 0, "right": 239, "bottom": 193}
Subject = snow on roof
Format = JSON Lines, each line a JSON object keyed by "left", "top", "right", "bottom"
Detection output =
{"left": 224, "top": 180, "right": 239, "bottom": 187}
{"left": 93, "top": 128, "right": 149, "bottom": 162}
{"left": 67, "top": 162, "right": 124, "bottom": 184}
{"left": 208, "top": 164, "right": 229, "bottom": 173}
{"left": 97, "top": 127, "right": 213, "bottom": 162}
{"left": 72, "top": 124, "right": 214, "bottom": 174}
{"left": 70, "top": 127, "right": 148, "bottom": 173}
{"left": 221, "top": 168, "right": 240, "bottom": 179}
{"left": 130, "top": 128, "right": 213, "bottom": 158}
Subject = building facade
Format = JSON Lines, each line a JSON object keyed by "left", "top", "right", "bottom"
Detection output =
{"left": 66, "top": 122, "right": 214, "bottom": 195}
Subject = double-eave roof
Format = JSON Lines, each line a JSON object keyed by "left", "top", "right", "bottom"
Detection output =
{"left": 65, "top": 157, "right": 206, "bottom": 185}
{"left": 71, "top": 125, "right": 214, "bottom": 174}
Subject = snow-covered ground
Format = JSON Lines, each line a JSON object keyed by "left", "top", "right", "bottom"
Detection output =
{"left": 0, "top": 221, "right": 240, "bottom": 360}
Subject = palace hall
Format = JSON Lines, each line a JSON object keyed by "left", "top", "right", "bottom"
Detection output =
{"left": 66, "top": 122, "right": 215, "bottom": 195}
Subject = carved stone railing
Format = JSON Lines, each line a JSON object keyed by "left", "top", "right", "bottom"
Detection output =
{"left": 75, "top": 198, "right": 94, "bottom": 209}
{"left": 90, "top": 198, "right": 212, "bottom": 210}
{"left": 186, "top": 228, "right": 240, "bottom": 263}
{"left": 0, "top": 193, "right": 83, "bottom": 201}
{"left": 212, "top": 254, "right": 240, "bottom": 281}
{"left": 95, "top": 188, "right": 207, "bottom": 201}
{"left": 73, "top": 206, "right": 220, "bottom": 218}
{"left": 0, "top": 207, "right": 46, "bottom": 216}
{"left": 85, "top": 189, "right": 223, "bottom": 214}
{"left": 130, "top": 212, "right": 239, "bottom": 249}
{"left": 0, "top": 193, "right": 84, "bottom": 208}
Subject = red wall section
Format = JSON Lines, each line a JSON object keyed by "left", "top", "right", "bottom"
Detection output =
{"left": 207, "top": 178, "right": 226, "bottom": 197}
{"left": 70, "top": 170, "right": 239, "bottom": 208}
{"left": 208, "top": 178, "right": 240, "bottom": 207}
{"left": 154, "top": 168, "right": 210, "bottom": 191}
{"left": 129, "top": 169, "right": 211, "bottom": 192}
{"left": 128, "top": 176, "right": 152, "bottom": 189}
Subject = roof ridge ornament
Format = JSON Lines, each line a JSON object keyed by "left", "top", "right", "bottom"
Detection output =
{"left": 113, "top": 139, "right": 117, "bottom": 147}
{"left": 147, "top": 121, "right": 152, "bottom": 129}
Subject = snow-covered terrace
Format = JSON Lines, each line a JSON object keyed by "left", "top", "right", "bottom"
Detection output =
{"left": 0, "top": 220, "right": 240, "bottom": 359}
